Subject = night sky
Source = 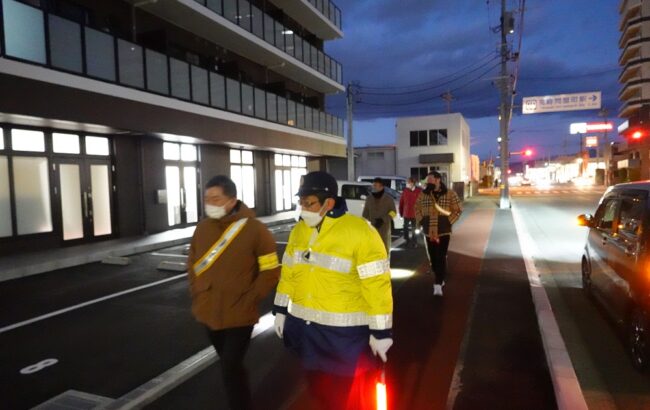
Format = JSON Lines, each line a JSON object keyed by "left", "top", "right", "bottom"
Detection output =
{"left": 324, "top": 0, "right": 621, "bottom": 161}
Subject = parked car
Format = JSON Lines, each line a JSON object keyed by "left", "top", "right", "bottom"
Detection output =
{"left": 357, "top": 176, "right": 408, "bottom": 193}
{"left": 577, "top": 182, "right": 650, "bottom": 370}
{"left": 338, "top": 181, "right": 404, "bottom": 230}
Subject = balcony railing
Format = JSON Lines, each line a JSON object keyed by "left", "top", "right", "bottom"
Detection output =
{"left": 0, "top": 0, "right": 344, "bottom": 138}
{"left": 306, "top": 0, "right": 342, "bottom": 30}
{"left": 192, "top": 0, "right": 342, "bottom": 84}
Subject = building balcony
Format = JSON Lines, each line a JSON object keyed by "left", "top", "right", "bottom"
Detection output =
{"left": 619, "top": 40, "right": 642, "bottom": 65}
{"left": 618, "top": 79, "right": 648, "bottom": 100}
{"left": 619, "top": 58, "right": 643, "bottom": 82}
{"left": 268, "top": 0, "right": 343, "bottom": 40}
{"left": 0, "top": 0, "right": 345, "bottom": 156}
{"left": 126, "top": 0, "right": 343, "bottom": 94}
{"left": 619, "top": 98, "right": 650, "bottom": 118}
{"left": 619, "top": 19, "right": 641, "bottom": 48}
{"left": 619, "top": 0, "right": 642, "bottom": 28}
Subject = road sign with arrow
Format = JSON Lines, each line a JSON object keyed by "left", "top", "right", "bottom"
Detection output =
{"left": 522, "top": 91, "right": 601, "bottom": 114}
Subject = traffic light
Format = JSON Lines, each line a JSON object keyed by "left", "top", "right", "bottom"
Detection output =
{"left": 524, "top": 148, "right": 533, "bottom": 156}
{"left": 632, "top": 130, "right": 644, "bottom": 140}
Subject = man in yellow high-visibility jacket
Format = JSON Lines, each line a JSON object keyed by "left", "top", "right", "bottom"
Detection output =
{"left": 273, "top": 171, "right": 393, "bottom": 409}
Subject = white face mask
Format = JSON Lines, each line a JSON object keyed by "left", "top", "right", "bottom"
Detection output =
{"left": 205, "top": 204, "right": 227, "bottom": 219}
{"left": 300, "top": 204, "right": 326, "bottom": 227}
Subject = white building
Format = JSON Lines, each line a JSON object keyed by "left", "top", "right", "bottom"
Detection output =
{"left": 396, "top": 113, "right": 471, "bottom": 186}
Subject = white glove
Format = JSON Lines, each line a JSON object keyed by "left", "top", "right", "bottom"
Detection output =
{"left": 369, "top": 335, "right": 393, "bottom": 362}
{"left": 274, "top": 313, "right": 286, "bottom": 339}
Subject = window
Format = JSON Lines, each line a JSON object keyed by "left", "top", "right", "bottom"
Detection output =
{"left": 410, "top": 129, "right": 449, "bottom": 146}
{"left": 0, "top": 156, "right": 11, "bottom": 237}
{"left": 14, "top": 156, "right": 52, "bottom": 235}
{"left": 52, "top": 133, "right": 80, "bottom": 154}
{"left": 85, "top": 136, "right": 109, "bottom": 156}
{"left": 341, "top": 184, "right": 369, "bottom": 200}
{"left": 163, "top": 142, "right": 180, "bottom": 160}
{"left": 0, "top": 129, "right": 4, "bottom": 150}
{"left": 12, "top": 129, "right": 45, "bottom": 152}
{"left": 274, "top": 154, "right": 306, "bottom": 211}
{"left": 4, "top": 0, "right": 46, "bottom": 64}
{"left": 181, "top": 144, "right": 197, "bottom": 162}
{"left": 594, "top": 199, "right": 619, "bottom": 232}
{"left": 619, "top": 195, "right": 645, "bottom": 237}
{"left": 230, "top": 149, "right": 255, "bottom": 208}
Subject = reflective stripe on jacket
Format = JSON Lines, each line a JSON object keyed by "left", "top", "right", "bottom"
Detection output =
{"left": 274, "top": 213, "right": 393, "bottom": 331}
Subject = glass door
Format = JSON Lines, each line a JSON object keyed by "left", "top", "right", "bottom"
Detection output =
{"left": 56, "top": 158, "right": 113, "bottom": 242}
{"left": 165, "top": 165, "right": 198, "bottom": 227}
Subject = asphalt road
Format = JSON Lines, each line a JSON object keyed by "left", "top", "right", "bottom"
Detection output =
{"left": 5, "top": 188, "right": 634, "bottom": 410}
{"left": 511, "top": 186, "right": 650, "bottom": 409}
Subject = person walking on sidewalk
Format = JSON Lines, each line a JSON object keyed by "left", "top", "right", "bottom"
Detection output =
{"left": 273, "top": 171, "right": 393, "bottom": 409}
{"left": 415, "top": 171, "right": 462, "bottom": 297}
{"left": 363, "top": 177, "right": 397, "bottom": 253}
{"left": 187, "top": 175, "right": 280, "bottom": 410}
{"left": 399, "top": 177, "right": 422, "bottom": 248}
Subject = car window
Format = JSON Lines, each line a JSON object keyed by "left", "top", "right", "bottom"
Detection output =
{"left": 341, "top": 184, "right": 370, "bottom": 200}
{"left": 594, "top": 199, "right": 620, "bottom": 233}
{"left": 394, "top": 180, "right": 406, "bottom": 192}
{"left": 619, "top": 196, "right": 646, "bottom": 238}
{"left": 384, "top": 187, "right": 400, "bottom": 200}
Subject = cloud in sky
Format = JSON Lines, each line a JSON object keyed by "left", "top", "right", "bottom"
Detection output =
{"left": 325, "top": 0, "right": 621, "bottom": 159}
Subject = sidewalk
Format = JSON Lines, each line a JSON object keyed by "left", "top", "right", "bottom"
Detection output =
{"left": 0, "top": 211, "right": 295, "bottom": 282}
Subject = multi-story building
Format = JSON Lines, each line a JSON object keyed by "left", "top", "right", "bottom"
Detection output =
{"left": 0, "top": 0, "right": 345, "bottom": 255}
{"left": 619, "top": 0, "right": 650, "bottom": 119}
{"left": 618, "top": 0, "right": 650, "bottom": 181}
{"left": 395, "top": 113, "right": 471, "bottom": 188}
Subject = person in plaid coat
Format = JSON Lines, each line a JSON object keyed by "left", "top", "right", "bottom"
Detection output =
{"left": 414, "top": 171, "right": 462, "bottom": 296}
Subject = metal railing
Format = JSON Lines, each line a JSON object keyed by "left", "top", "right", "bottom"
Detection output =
{"left": 192, "top": 0, "right": 342, "bottom": 84}
{"left": 0, "top": 0, "right": 344, "bottom": 138}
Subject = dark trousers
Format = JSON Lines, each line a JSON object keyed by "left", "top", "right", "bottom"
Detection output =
{"left": 403, "top": 218, "right": 416, "bottom": 244}
{"left": 306, "top": 370, "right": 355, "bottom": 410}
{"left": 206, "top": 326, "right": 254, "bottom": 410}
{"left": 424, "top": 234, "right": 451, "bottom": 284}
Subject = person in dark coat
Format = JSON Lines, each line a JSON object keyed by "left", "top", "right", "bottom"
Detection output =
{"left": 362, "top": 178, "right": 397, "bottom": 253}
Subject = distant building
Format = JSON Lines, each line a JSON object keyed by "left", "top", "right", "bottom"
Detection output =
{"left": 395, "top": 113, "right": 471, "bottom": 187}
{"left": 354, "top": 145, "right": 397, "bottom": 177}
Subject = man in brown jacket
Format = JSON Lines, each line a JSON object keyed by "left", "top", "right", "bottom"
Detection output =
{"left": 187, "top": 175, "right": 280, "bottom": 410}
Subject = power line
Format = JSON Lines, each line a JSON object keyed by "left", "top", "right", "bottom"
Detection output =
{"left": 355, "top": 51, "right": 498, "bottom": 91}
{"left": 358, "top": 61, "right": 500, "bottom": 107}
{"left": 357, "top": 56, "right": 500, "bottom": 96}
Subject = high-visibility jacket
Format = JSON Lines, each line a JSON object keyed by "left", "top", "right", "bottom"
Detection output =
{"left": 274, "top": 212, "right": 393, "bottom": 334}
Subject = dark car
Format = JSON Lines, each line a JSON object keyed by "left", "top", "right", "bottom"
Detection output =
{"left": 578, "top": 182, "right": 650, "bottom": 370}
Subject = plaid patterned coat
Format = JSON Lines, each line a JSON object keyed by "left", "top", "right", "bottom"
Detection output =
{"left": 414, "top": 186, "right": 462, "bottom": 238}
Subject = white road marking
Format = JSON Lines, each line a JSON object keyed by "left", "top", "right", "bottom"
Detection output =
{"left": 149, "top": 252, "right": 187, "bottom": 258}
{"left": 100, "top": 313, "right": 275, "bottom": 410}
{"left": 0, "top": 274, "right": 186, "bottom": 335}
{"left": 20, "top": 358, "right": 58, "bottom": 375}
{"left": 511, "top": 205, "right": 588, "bottom": 410}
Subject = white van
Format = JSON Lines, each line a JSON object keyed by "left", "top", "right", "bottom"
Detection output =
{"left": 338, "top": 180, "right": 404, "bottom": 230}
{"left": 357, "top": 176, "right": 408, "bottom": 193}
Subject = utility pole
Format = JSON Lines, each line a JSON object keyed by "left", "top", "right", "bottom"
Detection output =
{"left": 498, "top": 0, "right": 511, "bottom": 209}
{"left": 598, "top": 108, "right": 610, "bottom": 185}
{"left": 441, "top": 91, "right": 454, "bottom": 114}
{"left": 346, "top": 83, "right": 356, "bottom": 181}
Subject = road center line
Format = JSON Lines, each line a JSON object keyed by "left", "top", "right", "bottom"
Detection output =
{"left": 0, "top": 274, "right": 186, "bottom": 335}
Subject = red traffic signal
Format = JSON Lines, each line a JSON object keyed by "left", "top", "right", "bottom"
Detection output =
{"left": 523, "top": 149, "right": 533, "bottom": 156}
{"left": 632, "top": 130, "right": 644, "bottom": 140}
